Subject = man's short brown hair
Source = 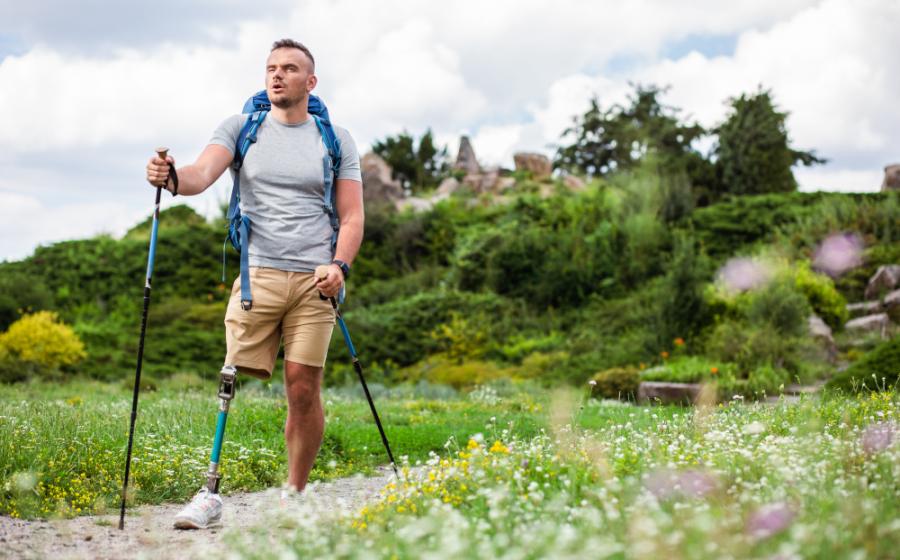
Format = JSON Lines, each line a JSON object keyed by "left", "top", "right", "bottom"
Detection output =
{"left": 271, "top": 39, "right": 315, "bottom": 73}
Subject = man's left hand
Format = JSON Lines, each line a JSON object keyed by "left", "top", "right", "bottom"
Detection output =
{"left": 316, "top": 263, "right": 344, "bottom": 298}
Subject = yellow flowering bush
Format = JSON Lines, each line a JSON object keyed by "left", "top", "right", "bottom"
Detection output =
{"left": 0, "top": 311, "right": 86, "bottom": 369}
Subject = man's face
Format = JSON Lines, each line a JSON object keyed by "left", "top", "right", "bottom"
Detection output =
{"left": 265, "top": 47, "right": 316, "bottom": 109}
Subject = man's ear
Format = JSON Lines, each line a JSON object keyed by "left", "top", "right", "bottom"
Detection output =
{"left": 307, "top": 74, "right": 318, "bottom": 93}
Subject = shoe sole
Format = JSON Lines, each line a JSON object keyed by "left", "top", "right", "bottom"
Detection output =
{"left": 173, "top": 516, "right": 222, "bottom": 530}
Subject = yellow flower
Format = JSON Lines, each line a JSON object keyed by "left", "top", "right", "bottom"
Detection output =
{"left": 489, "top": 441, "right": 509, "bottom": 454}
{"left": 467, "top": 438, "right": 479, "bottom": 450}
{"left": 660, "top": 351, "right": 669, "bottom": 359}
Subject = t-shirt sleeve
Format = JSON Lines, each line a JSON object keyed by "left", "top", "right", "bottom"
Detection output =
{"left": 335, "top": 127, "right": 362, "bottom": 182}
{"left": 208, "top": 114, "right": 245, "bottom": 153}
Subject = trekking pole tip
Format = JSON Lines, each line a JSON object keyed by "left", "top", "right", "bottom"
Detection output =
{"left": 155, "top": 147, "right": 169, "bottom": 160}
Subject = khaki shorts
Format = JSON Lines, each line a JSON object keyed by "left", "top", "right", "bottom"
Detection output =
{"left": 224, "top": 267, "right": 335, "bottom": 379}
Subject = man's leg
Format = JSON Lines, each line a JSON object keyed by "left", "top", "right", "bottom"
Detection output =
{"left": 283, "top": 359, "right": 325, "bottom": 491}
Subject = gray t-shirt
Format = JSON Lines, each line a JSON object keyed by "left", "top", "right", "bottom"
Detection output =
{"left": 210, "top": 113, "right": 362, "bottom": 272}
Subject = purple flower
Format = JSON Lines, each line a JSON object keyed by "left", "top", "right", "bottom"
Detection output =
{"left": 746, "top": 502, "right": 796, "bottom": 540}
{"left": 717, "top": 258, "right": 774, "bottom": 293}
{"left": 813, "top": 233, "right": 863, "bottom": 277}
{"left": 644, "top": 468, "right": 717, "bottom": 500}
{"left": 862, "top": 422, "right": 895, "bottom": 456}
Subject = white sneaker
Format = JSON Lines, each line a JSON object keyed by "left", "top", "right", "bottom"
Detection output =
{"left": 173, "top": 488, "right": 223, "bottom": 529}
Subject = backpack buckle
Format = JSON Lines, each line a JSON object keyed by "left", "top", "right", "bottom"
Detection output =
{"left": 241, "top": 300, "right": 252, "bottom": 311}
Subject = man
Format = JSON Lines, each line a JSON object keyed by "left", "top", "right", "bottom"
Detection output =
{"left": 145, "top": 39, "right": 363, "bottom": 529}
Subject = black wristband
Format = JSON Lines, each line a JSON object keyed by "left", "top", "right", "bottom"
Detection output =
{"left": 333, "top": 259, "right": 350, "bottom": 280}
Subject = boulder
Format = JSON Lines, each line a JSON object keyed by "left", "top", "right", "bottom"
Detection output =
{"left": 513, "top": 152, "right": 552, "bottom": 180}
{"left": 562, "top": 175, "right": 586, "bottom": 191}
{"left": 885, "top": 289, "right": 900, "bottom": 321}
{"left": 882, "top": 164, "right": 900, "bottom": 192}
{"left": 436, "top": 177, "right": 461, "bottom": 197}
{"left": 845, "top": 313, "right": 890, "bottom": 338}
{"left": 496, "top": 177, "right": 516, "bottom": 191}
{"left": 462, "top": 167, "right": 502, "bottom": 193}
{"left": 808, "top": 314, "right": 837, "bottom": 360}
{"left": 638, "top": 381, "right": 703, "bottom": 404}
{"left": 361, "top": 152, "right": 403, "bottom": 207}
{"left": 846, "top": 301, "right": 883, "bottom": 318}
{"left": 454, "top": 136, "right": 480, "bottom": 176}
{"left": 864, "top": 265, "right": 900, "bottom": 300}
{"left": 395, "top": 196, "right": 434, "bottom": 213}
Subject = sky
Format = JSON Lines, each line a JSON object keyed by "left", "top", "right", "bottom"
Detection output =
{"left": 0, "top": 0, "right": 897, "bottom": 261}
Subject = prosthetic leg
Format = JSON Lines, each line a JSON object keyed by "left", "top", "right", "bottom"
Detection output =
{"left": 205, "top": 365, "right": 237, "bottom": 493}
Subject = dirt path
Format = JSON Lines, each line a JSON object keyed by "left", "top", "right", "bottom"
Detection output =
{"left": 0, "top": 467, "right": 402, "bottom": 560}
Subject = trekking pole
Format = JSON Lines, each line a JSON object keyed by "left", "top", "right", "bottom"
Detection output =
{"left": 119, "top": 147, "right": 176, "bottom": 530}
{"left": 315, "top": 266, "right": 401, "bottom": 479}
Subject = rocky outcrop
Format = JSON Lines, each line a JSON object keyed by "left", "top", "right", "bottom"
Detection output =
{"left": 864, "top": 265, "right": 900, "bottom": 300}
{"left": 882, "top": 164, "right": 900, "bottom": 192}
{"left": 454, "top": 136, "right": 480, "bottom": 176}
{"left": 885, "top": 289, "right": 900, "bottom": 321}
{"left": 845, "top": 313, "right": 890, "bottom": 337}
{"left": 436, "top": 177, "right": 461, "bottom": 197}
{"left": 361, "top": 153, "right": 403, "bottom": 207}
{"left": 562, "top": 175, "right": 586, "bottom": 191}
{"left": 846, "top": 301, "right": 883, "bottom": 317}
{"left": 638, "top": 382, "right": 702, "bottom": 404}
{"left": 808, "top": 314, "right": 837, "bottom": 360}
{"left": 513, "top": 152, "right": 552, "bottom": 180}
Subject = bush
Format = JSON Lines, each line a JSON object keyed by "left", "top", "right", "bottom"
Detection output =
{"left": 396, "top": 356, "right": 513, "bottom": 390}
{"left": 793, "top": 262, "right": 848, "bottom": 330}
{"left": 0, "top": 311, "right": 86, "bottom": 374}
{"left": 827, "top": 337, "right": 900, "bottom": 392}
{"left": 745, "top": 278, "right": 811, "bottom": 337}
{"left": 590, "top": 367, "right": 639, "bottom": 400}
{"left": 640, "top": 356, "right": 736, "bottom": 384}
{"left": 333, "top": 290, "right": 518, "bottom": 367}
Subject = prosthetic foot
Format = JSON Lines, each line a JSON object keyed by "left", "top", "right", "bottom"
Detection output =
{"left": 173, "top": 365, "right": 236, "bottom": 529}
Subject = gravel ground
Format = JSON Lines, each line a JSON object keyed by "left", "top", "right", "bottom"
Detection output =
{"left": 0, "top": 467, "right": 401, "bottom": 560}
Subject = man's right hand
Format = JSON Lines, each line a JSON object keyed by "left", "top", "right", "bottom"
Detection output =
{"left": 146, "top": 154, "right": 175, "bottom": 190}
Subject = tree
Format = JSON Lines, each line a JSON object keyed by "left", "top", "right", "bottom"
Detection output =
{"left": 554, "top": 84, "right": 707, "bottom": 178}
{"left": 372, "top": 129, "right": 449, "bottom": 193}
{"left": 714, "top": 88, "right": 825, "bottom": 196}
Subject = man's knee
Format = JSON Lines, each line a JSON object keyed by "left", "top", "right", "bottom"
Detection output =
{"left": 285, "top": 362, "right": 322, "bottom": 414}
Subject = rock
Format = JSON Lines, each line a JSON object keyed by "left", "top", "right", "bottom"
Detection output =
{"left": 361, "top": 153, "right": 403, "bottom": 207}
{"left": 513, "top": 152, "right": 552, "bottom": 180}
{"left": 864, "top": 265, "right": 900, "bottom": 300}
{"left": 562, "top": 175, "right": 586, "bottom": 191}
{"left": 808, "top": 314, "right": 837, "bottom": 359}
{"left": 638, "top": 381, "right": 702, "bottom": 405}
{"left": 882, "top": 164, "right": 900, "bottom": 192}
{"left": 846, "top": 301, "right": 883, "bottom": 318}
{"left": 462, "top": 167, "right": 502, "bottom": 193}
{"left": 844, "top": 313, "right": 890, "bottom": 338}
{"left": 885, "top": 289, "right": 900, "bottom": 321}
{"left": 454, "top": 136, "right": 480, "bottom": 175}
{"left": 395, "top": 196, "right": 434, "bottom": 213}
{"left": 496, "top": 177, "right": 516, "bottom": 191}
{"left": 436, "top": 177, "right": 460, "bottom": 196}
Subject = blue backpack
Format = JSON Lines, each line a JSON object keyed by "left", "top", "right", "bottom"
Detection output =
{"left": 224, "top": 91, "right": 343, "bottom": 310}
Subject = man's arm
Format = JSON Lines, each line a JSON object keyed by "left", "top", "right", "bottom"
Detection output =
{"left": 146, "top": 144, "right": 233, "bottom": 196}
{"left": 317, "top": 178, "right": 364, "bottom": 297}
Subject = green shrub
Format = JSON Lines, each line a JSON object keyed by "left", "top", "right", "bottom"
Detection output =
{"left": 590, "top": 367, "right": 639, "bottom": 400}
{"left": 333, "top": 290, "right": 518, "bottom": 367}
{"left": 396, "top": 356, "right": 513, "bottom": 389}
{"left": 639, "top": 356, "right": 736, "bottom": 384}
{"left": 793, "top": 262, "right": 848, "bottom": 330}
{"left": 827, "top": 337, "right": 900, "bottom": 391}
{"left": 745, "top": 278, "right": 811, "bottom": 337}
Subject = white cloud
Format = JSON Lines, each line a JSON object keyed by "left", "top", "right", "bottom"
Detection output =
{"left": 0, "top": 192, "right": 147, "bottom": 261}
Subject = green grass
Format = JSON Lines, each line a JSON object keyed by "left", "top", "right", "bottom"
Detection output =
{"left": 0, "top": 378, "right": 555, "bottom": 518}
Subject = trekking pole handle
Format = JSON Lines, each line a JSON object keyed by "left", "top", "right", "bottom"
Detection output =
{"left": 156, "top": 147, "right": 169, "bottom": 161}
{"left": 315, "top": 264, "right": 333, "bottom": 301}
